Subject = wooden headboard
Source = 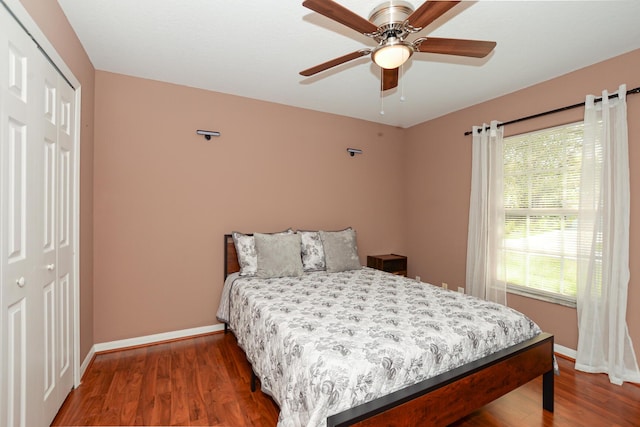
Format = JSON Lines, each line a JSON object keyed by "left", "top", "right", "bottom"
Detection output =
{"left": 224, "top": 234, "right": 241, "bottom": 278}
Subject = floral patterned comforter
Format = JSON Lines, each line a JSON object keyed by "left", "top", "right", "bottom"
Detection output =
{"left": 225, "top": 267, "right": 541, "bottom": 427}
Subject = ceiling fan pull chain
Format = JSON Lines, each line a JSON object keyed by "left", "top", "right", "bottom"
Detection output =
{"left": 400, "top": 63, "right": 406, "bottom": 102}
{"left": 380, "top": 69, "right": 385, "bottom": 115}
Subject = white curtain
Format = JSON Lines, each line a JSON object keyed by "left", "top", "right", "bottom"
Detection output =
{"left": 575, "top": 84, "right": 640, "bottom": 385}
{"left": 466, "top": 120, "right": 507, "bottom": 305}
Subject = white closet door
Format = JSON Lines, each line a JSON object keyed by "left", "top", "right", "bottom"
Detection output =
{"left": 0, "top": 5, "right": 76, "bottom": 426}
{"left": 53, "top": 57, "right": 76, "bottom": 415}
{"left": 40, "top": 42, "right": 76, "bottom": 423}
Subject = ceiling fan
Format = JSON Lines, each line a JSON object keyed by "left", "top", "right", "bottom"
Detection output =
{"left": 300, "top": 0, "right": 496, "bottom": 91}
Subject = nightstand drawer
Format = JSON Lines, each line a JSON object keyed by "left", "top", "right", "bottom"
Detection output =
{"left": 367, "top": 254, "right": 407, "bottom": 276}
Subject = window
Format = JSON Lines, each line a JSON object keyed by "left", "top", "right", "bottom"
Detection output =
{"left": 501, "top": 122, "right": 584, "bottom": 305}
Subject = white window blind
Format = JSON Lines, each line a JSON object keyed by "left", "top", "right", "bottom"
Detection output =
{"left": 502, "top": 122, "right": 585, "bottom": 303}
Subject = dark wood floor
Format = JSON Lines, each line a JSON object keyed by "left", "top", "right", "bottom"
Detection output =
{"left": 52, "top": 332, "right": 640, "bottom": 426}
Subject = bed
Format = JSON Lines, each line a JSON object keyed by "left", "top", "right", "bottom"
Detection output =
{"left": 218, "top": 232, "right": 554, "bottom": 426}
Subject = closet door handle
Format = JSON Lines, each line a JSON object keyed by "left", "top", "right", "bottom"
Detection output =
{"left": 46, "top": 263, "right": 55, "bottom": 271}
{"left": 16, "top": 277, "right": 25, "bottom": 287}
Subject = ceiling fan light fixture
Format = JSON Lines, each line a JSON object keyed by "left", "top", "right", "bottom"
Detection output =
{"left": 372, "top": 40, "right": 413, "bottom": 69}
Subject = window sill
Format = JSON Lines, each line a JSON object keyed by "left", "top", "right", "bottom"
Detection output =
{"left": 507, "top": 284, "right": 577, "bottom": 308}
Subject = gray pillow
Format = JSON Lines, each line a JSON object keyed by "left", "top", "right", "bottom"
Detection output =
{"left": 255, "top": 232, "right": 304, "bottom": 278}
{"left": 320, "top": 228, "right": 361, "bottom": 273}
{"left": 232, "top": 229, "right": 292, "bottom": 276}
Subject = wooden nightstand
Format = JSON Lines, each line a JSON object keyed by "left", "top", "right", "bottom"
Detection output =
{"left": 367, "top": 254, "right": 407, "bottom": 277}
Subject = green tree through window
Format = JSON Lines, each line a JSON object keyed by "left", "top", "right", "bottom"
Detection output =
{"left": 502, "top": 122, "right": 584, "bottom": 301}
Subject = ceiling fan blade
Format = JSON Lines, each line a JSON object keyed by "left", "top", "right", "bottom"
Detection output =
{"left": 381, "top": 68, "right": 399, "bottom": 91}
{"left": 416, "top": 37, "right": 496, "bottom": 58}
{"left": 300, "top": 50, "right": 371, "bottom": 76}
{"left": 407, "top": 1, "right": 460, "bottom": 30}
{"left": 303, "top": 0, "right": 378, "bottom": 34}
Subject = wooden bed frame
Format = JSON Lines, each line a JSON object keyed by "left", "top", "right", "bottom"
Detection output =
{"left": 223, "top": 234, "right": 554, "bottom": 426}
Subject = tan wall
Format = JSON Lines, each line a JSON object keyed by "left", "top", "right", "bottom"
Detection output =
{"left": 93, "top": 71, "right": 407, "bottom": 343}
{"left": 18, "top": 0, "right": 95, "bottom": 361}
{"left": 94, "top": 48, "right": 640, "bottom": 351}
{"left": 405, "top": 48, "right": 640, "bottom": 356}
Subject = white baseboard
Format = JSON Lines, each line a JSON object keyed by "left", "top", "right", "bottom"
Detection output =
{"left": 93, "top": 323, "right": 226, "bottom": 354}
{"left": 79, "top": 345, "right": 96, "bottom": 383}
{"left": 554, "top": 343, "right": 577, "bottom": 360}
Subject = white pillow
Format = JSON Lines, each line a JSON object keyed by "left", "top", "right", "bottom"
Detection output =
{"left": 299, "top": 230, "right": 326, "bottom": 272}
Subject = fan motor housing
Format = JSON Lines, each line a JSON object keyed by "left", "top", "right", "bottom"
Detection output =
{"left": 368, "top": 1, "right": 414, "bottom": 28}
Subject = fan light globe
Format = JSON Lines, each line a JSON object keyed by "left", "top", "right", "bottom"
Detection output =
{"left": 372, "top": 41, "right": 412, "bottom": 69}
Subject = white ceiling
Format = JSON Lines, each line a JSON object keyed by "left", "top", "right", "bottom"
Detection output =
{"left": 57, "top": 0, "right": 640, "bottom": 128}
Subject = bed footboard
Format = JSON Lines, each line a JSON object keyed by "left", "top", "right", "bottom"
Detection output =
{"left": 327, "top": 332, "right": 554, "bottom": 427}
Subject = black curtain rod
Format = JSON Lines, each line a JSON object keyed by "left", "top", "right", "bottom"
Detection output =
{"left": 464, "top": 86, "right": 640, "bottom": 136}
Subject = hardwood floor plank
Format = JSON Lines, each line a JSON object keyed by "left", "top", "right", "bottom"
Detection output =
{"left": 118, "top": 350, "right": 146, "bottom": 425}
{"left": 169, "top": 343, "right": 191, "bottom": 426}
{"left": 134, "top": 345, "right": 160, "bottom": 426}
{"left": 184, "top": 340, "right": 209, "bottom": 425}
{"left": 102, "top": 368, "right": 129, "bottom": 424}
{"left": 52, "top": 332, "right": 640, "bottom": 427}
{"left": 153, "top": 352, "right": 173, "bottom": 425}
